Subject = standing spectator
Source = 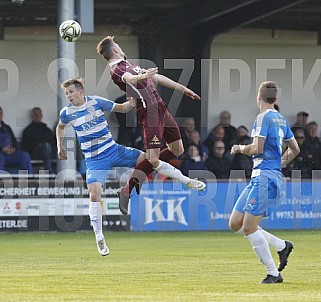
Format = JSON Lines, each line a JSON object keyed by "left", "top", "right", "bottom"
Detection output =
{"left": 0, "top": 107, "right": 33, "bottom": 173}
{"left": 304, "top": 121, "right": 321, "bottom": 171}
{"left": 218, "top": 111, "right": 237, "bottom": 149}
{"left": 291, "top": 111, "right": 309, "bottom": 132}
{"left": 206, "top": 140, "right": 231, "bottom": 179}
{"left": 21, "top": 107, "right": 56, "bottom": 173}
{"left": 180, "top": 117, "right": 195, "bottom": 150}
{"left": 283, "top": 128, "right": 314, "bottom": 179}
{"left": 181, "top": 143, "right": 208, "bottom": 176}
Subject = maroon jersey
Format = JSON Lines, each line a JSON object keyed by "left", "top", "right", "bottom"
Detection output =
{"left": 109, "top": 59, "right": 163, "bottom": 113}
{"left": 109, "top": 59, "right": 181, "bottom": 149}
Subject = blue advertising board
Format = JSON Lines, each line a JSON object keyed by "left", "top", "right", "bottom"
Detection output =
{"left": 130, "top": 180, "right": 321, "bottom": 231}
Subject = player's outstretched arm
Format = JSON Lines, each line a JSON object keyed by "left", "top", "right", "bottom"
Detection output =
{"left": 154, "top": 74, "right": 200, "bottom": 100}
{"left": 113, "top": 97, "right": 137, "bottom": 113}
{"left": 281, "top": 138, "right": 300, "bottom": 168}
{"left": 56, "top": 123, "right": 67, "bottom": 160}
{"left": 122, "top": 68, "right": 158, "bottom": 85}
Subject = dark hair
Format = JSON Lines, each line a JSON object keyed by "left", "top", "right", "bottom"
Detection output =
{"left": 96, "top": 35, "right": 115, "bottom": 61}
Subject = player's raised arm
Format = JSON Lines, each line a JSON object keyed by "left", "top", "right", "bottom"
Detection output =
{"left": 122, "top": 68, "right": 158, "bottom": 85}
{"left": 56, "top": 122, "right": 67, "bottom": 160}
{"left": 281, "top": 137, "right": 300, "bottom": 168}
{"left": 154, "top": 74, "right": 201, "bottom": 100}
{"left": 113, "top": 97, "right": 137, "bottom": 113}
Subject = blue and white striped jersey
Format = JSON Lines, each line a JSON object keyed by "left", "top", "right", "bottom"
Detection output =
{"left": 251, "top": 109, "right": 294, "bottom": 171}
{"left": 59, "top": 96, "right": 116, "bottom": 160}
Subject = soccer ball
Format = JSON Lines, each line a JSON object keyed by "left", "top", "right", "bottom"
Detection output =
{"left": 59, "top": 20, "right": 82, "bottom": 42}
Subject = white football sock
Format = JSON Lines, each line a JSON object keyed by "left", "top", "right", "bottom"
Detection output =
{"left": 258, "top": 226, "right": 286, "bottom": 251}
{"left": 89, "top": 201, "right": 104, "bottom": 241}
{"left": 154, "top": 160, "right": 190, "bottom": 184}
{"left": 236, "top": 227, "right": 245, "bottom": 235}
{"left": 246, "top": 230, "right": 279, "bottom": 276}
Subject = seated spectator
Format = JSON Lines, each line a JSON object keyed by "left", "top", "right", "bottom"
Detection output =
{"left": 206, "top": 140, "right": 231, "bottom": 179}
{"left": 232, "top": 127, "right": 252, "bottom": 179}
{"left": 282, "top": 128, "right": 314, "bottom": 179}
{"left": 189, "top": 130, "right": 209, "bottom": 161}
{"left": 181, "top": 143, "right": 208, "bottom": 177}
{"left": 204, "top": 124, "right": 225, "bottom": 152}
{"left": 303, "top": 121, "right": 321, "bottom": 171}
{"left": 0, "top": 107, "right": 33, "bottom": 173}
{"left": 180, "top": 117, "right": 196, "bottom": 150}
{"left": 21, "top": 107, "right": 56, "bottom": 173}
{"left": 291, "top": 111, "right": 309, "bottom": 132}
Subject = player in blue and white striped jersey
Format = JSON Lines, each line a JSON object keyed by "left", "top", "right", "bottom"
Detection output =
{"left": 229, "top": 81, "right": 300, "bottom": 284}
{"left": 56, "top": 77, "right": 205, "bottom": 256}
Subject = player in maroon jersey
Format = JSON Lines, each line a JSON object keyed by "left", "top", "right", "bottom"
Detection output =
{"left": 97, "top": 36, "right": 205, "bottom": 215}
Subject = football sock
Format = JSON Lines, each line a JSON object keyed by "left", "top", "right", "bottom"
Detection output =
{"left": 246, "top": 230, "right": 279, "bottom": 277}
{"left": 258, "top": 226, "right": 286, "bottom": 251}
{"left": 89, "top": 202, "right": 104, "bottom": 241}
{"left": 125, "top": 159, "right": 154, "bottom": 195}
{"left": 159, "top": 148, "right": 177, "bottom": 162}
{"left": 154, "top": 160, "right": 190, "bottom": 184}
{"left": 236, "top": 227, "right": 245, "bottom": 235}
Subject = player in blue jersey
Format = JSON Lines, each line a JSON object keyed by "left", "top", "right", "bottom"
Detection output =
{"left": 56, "top": 77, "right": 206, "bottom": 256}
{"left": 229, "top": 81, "right": 300, "bottom": 284}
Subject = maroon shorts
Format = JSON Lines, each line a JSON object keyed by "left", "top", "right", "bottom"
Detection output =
{"left": 138, "top": 102, "right": 181, "bottom": 149}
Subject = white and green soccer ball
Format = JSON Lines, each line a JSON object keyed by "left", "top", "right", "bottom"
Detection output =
{"left": 59, "top": 20, "right": 82, "bottom": 42}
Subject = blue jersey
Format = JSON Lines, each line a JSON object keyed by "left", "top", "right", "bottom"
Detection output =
{"left": 59, "top": 96, "right": 116, "bottom": 160}
{"left": 251, "top": 109, "right": 293, "bottom": 172}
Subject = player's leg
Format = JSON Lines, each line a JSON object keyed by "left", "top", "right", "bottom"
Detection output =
{"left": 242, "top": 177, "right": 282, "bottom": 283}
{"left": 88, "top": 182, "right": 109, "bottom": 256}
{"left": 243, "top": 212, "right": 282, "bottom": 283}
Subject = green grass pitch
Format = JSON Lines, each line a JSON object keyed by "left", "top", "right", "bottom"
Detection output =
{"left": 0, "top": 230, "right": 320, "bottom": 301}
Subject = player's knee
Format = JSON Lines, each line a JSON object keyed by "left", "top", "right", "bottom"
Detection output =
{"left": 89, "top": 191, "right": 100, "bottom": 201}
{"left": 229, "top": 220, "right": 241, "bottom": 232}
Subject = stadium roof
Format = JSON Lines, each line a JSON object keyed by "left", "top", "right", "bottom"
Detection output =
{"left": 0, "top": 0, "right": 320, "bottom": 34}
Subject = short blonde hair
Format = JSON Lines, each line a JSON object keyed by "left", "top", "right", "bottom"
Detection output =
{"left": 259, "top": 81, "right": 278, "bottom": 104}
{"left": 96, "top": 35, "right": 115, "bottom": 61}
{"left": 61, "top": 77, "right": 85, "bottom": 90}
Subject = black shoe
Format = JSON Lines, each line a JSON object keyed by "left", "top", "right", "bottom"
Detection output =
{"left": 117, "top": 187, "right": 130, "bottom": 215}
{"left": 261, "top": 274, "right": 283, "bottom": 284}
{"left": 132, "top": 178, "right": 140, "bottom": 195}
{"left": 278, "top": 241, "right": 294, "bottom": 272}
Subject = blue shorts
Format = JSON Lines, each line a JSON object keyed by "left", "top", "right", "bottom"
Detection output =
{"left": 233, "top": 171, "right": 281, "bottom": 217}
{"left": 85, "top": 143, "right": 142, "bottom": 184}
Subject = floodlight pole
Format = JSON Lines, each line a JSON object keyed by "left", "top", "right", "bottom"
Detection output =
{"left": 56, "top": 0, "right": 77, "bottom": 177}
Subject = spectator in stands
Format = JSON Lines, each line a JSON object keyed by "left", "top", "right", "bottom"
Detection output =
{"left": 180, "top": 117, "right": 195, "bottom": 150}
{"left": 291, "top": 111, "right": 309, "bottom": 131}
{"left": 282, "top": 128, "right": 314, "bottom": 179}
{"left": 204, "top": 124, "right": 225, "bottom": 151}
{"left": 206, "top": 140, "right": 231, "bottom": 179}
{"left": 181, "top": 143, "right": 208, "bottom": 177}
{"left": 232, "top": 126, "right": 252, "bottom": 179}
{"left": 0, "top": 107, "right": 33, "bottom": 173}
{"left": 189, "top": 130, "right": 209, "bottom": 161}
{"left": 21, "top": 107, "right": 56, "bottom": 173}
{"left": 304, "top": 121, "right": 321, "bottom": 171}
{"left": 218, "top": 111, "right": 237, "bottom": 149}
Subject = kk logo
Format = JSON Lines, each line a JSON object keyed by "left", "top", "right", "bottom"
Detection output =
{"left": 144, "top": 197, "right": 187, "bottom": 225}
